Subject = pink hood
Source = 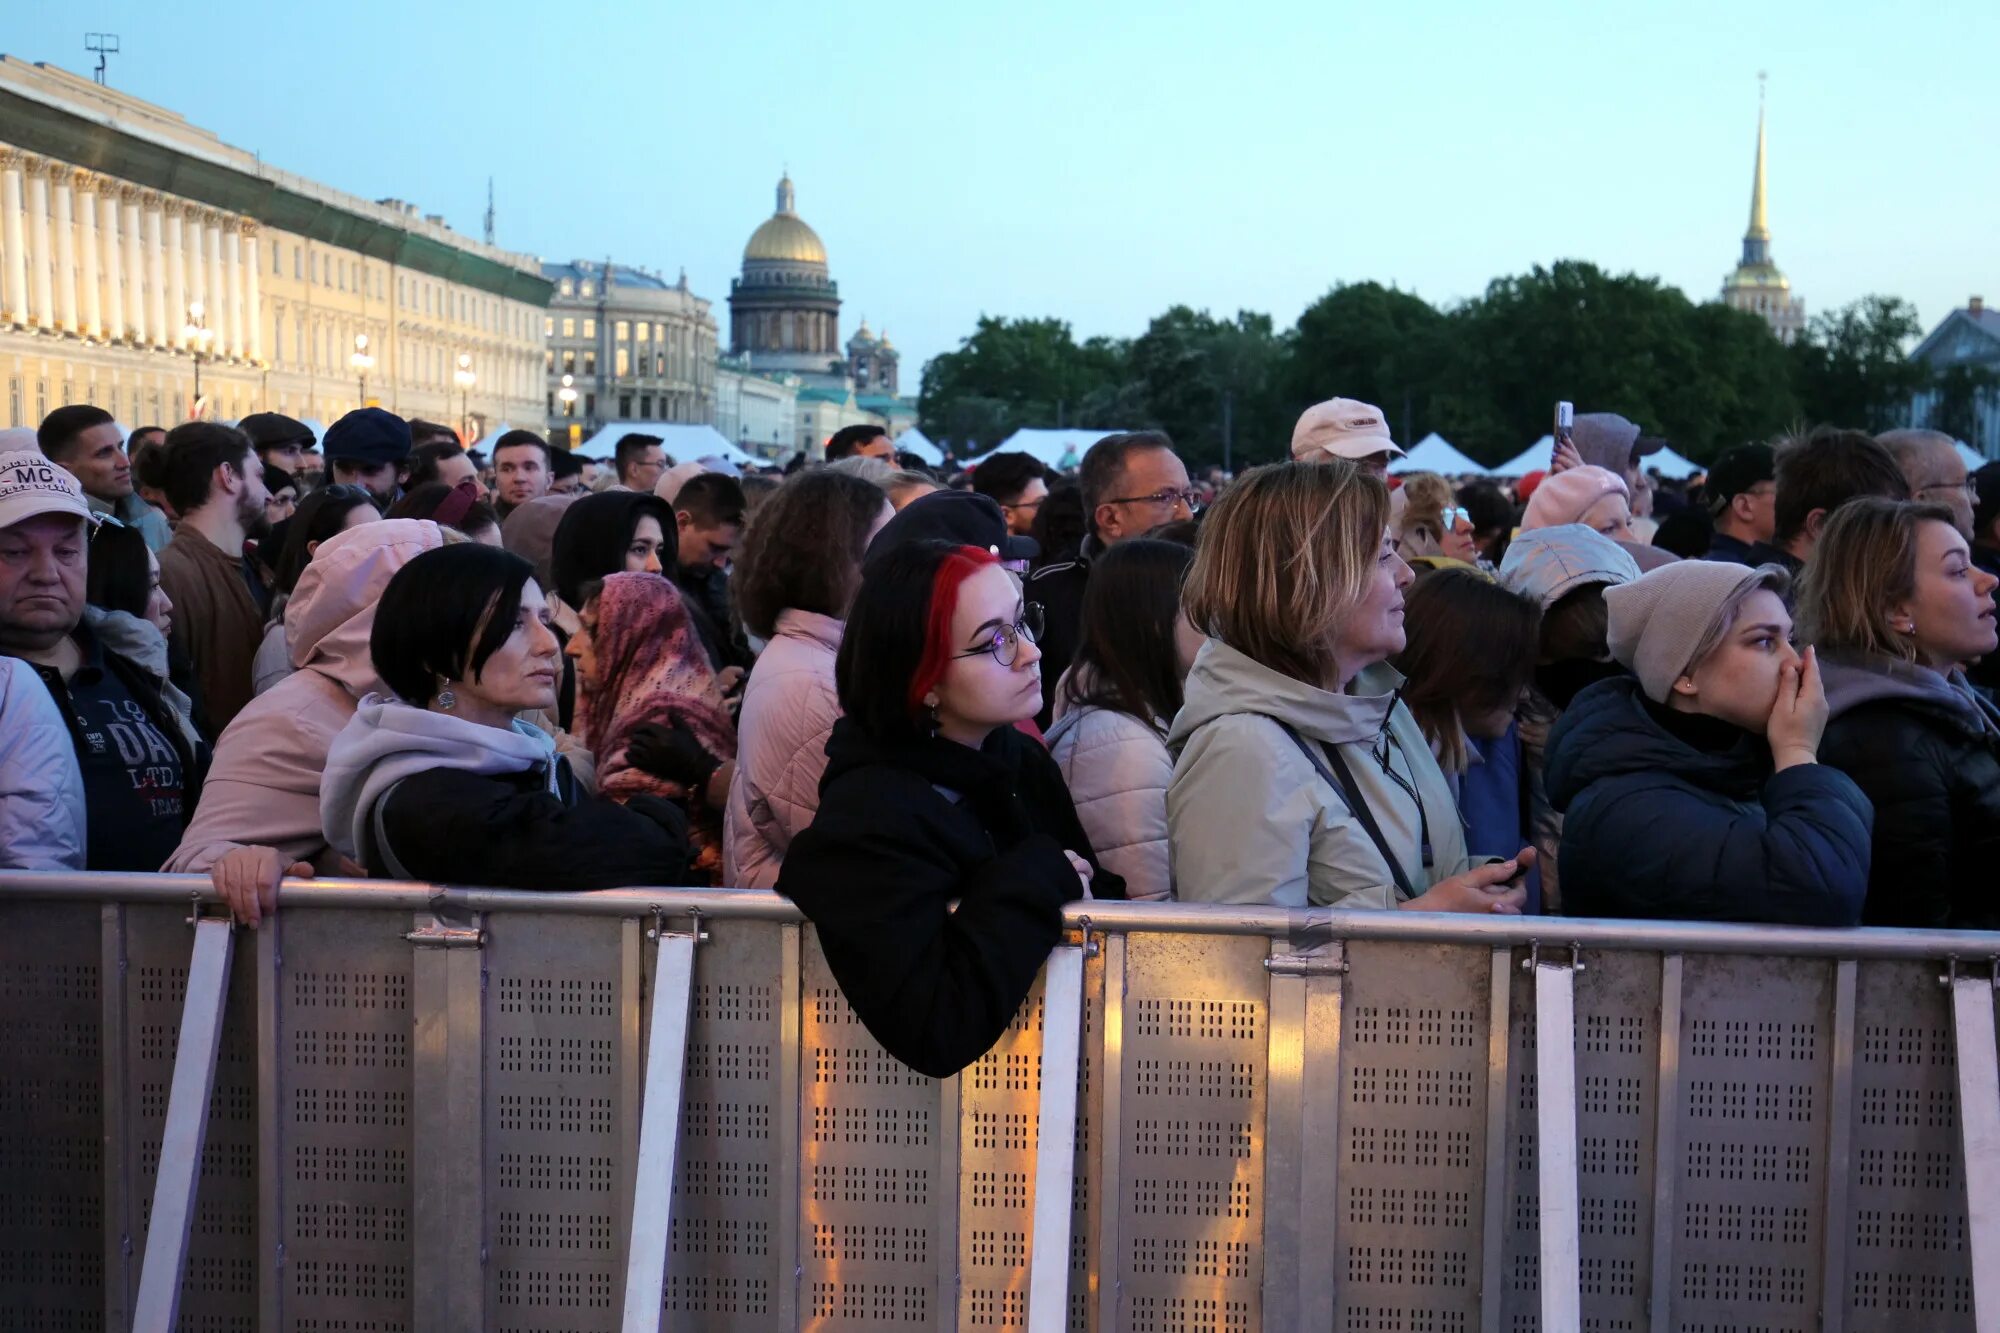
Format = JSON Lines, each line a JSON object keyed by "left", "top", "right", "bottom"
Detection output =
{"left": 165, "top": 520, "right": 448, "bottom": 873}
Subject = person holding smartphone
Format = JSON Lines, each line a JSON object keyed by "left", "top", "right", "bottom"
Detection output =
{"left": 1544, "top": 560, "right": 1870, "bottom": 924}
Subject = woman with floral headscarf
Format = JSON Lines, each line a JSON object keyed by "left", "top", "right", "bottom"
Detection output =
{"left": 568, "top": 571, "right": 738, "bottom": 881}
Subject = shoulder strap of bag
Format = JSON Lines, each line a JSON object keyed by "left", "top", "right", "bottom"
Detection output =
{"left": 1280, "top": 725, "right": 1419, "bottom": 901}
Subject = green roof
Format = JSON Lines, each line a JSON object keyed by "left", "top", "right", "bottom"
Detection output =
{"left": 0, "top": 86, "right": 553, "bottom": 307}
{"left": 797, "top": 387, "right": 850, "bottom": 403}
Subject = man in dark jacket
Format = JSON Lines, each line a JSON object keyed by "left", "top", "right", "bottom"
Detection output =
{"left": 0, "top": 451, "right": 203, "bottom": 871}
{"left": 1027, "top": 431, "right": 1191, "bottom": 727}
{"left": 1703, "top": 444, "right": 1777, "bottom": 566}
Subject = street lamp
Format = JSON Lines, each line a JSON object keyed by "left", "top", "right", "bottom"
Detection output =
{"left": 557, "top": 372, "right": 577, "bottom": 418}
{"left": 181, "top": 300, "right": 213, "bottom": 420}
{"left": 351, "top": 333, "right": 375, "bottom": 405}
{"left": 453, "top": 353, "right": 477, "bottom": 445}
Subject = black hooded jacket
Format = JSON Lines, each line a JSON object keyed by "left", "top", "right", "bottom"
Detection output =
{"left": 1818, "top": 651, "right": 2000, "bottom": 928}
{"left": 777, "top": 716, "right": 1124, "bottom": 1077}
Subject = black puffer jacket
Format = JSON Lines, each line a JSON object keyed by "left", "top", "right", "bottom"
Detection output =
{"left": 777, "top": 717, "right": 1124, "bottom": 1077}
{"left": 1817, "top": 651, "right": 2000, "bottom": 929}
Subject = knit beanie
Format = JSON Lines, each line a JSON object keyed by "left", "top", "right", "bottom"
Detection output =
{"left": 1521, "top": 465, "right": 1628, "bottom": 531}
{"left": 1604, "top": 559, "right": 1773, "bottom": 703}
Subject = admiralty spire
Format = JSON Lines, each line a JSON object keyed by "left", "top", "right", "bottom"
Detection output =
{"left": 1721, "top": 76, "right": 1807, "bottom": 344}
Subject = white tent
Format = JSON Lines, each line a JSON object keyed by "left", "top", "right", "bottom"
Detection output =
{"left": 470, "top": 423, "right": 514, "bottom": 454}
{"left": 1645, "top": 447, "right": 1702, "bottom": 481}
{"left": 989, "top": 428, "right": 1130, "bottom": 471}
{"left": 1493, "top": 436, "right": 1556, "bottom": 476}
{"left": 573, "top": 423, "right": 759, "bottom": 469}
{"left": 1388, "top": 432, "right": 1483, "bottom": 476}
{"left": 895, "top": 428, "right": 943, "bottom": 466}
{"left": 1957, "top": 441, "right": 1987, "bottom": 470}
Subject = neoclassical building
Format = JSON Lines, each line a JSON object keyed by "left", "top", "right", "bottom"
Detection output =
{"left": 0, "top": 57, "right": 548, "bottom": 436}
{"left": 1720, "top": 93, "right": 1806, "bottom": 345}
{"left": 729, "top": 175, "right": 844, "bottom": 379}
{"left": 542, "top": 260, "right": 716, "bottom": 445}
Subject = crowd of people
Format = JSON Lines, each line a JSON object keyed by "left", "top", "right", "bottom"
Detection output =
{"left": 3, "top": 397, "right": 1997, "bottom": 1075}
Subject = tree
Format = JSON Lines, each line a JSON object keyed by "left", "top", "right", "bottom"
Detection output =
{"left": 1127, "top": 307, "right": 1286, "bottom": 468}
{"left": 917, "top": 316, "right": 1131, "bottom": 452}
{"left": 1929, "top": 364, "right": 2000, "bottom": 445}
{"left": 1788, "top": 295, "right": 1932, "bottom": 433}
{"left": 1283, "top": 282, "right": 1453, "bottom": 452}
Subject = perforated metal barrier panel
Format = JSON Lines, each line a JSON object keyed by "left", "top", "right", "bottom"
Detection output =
{"left": 0, "top": 884, "right": 1994, "bottom": 1333}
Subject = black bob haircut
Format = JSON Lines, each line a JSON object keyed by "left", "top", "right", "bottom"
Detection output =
{"left": 834, "top": 538, "right": 963, "bottom": 745}
{"left": 371, "top": 542, "right": 536, "bottom": 708}
{"left": 84, "top": 516, "right": 154, "bottom": 619}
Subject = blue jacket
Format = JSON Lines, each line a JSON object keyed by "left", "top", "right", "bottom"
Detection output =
{"left": 1544, "top": 676, "right": 1871, "bottom": 925}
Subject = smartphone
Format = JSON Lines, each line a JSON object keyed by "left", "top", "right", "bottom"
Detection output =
{"left": 1553, "top": 401, "right": 1574, "bottom": 462}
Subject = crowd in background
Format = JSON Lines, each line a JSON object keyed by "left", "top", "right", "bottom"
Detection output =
{"left": 3, "top": 395, "right": 1997, "bottom": 1075}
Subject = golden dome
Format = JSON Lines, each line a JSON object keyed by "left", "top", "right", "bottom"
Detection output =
{"left": 743, "top": 174, "right": 828, "bottom": 266}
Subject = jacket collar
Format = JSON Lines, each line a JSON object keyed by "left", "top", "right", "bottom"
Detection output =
{"left": 1169, "top": 637, "right": 1402, "bottom": 749}
{"left": 774, "top": 608, "right": 843, "bottom": 652}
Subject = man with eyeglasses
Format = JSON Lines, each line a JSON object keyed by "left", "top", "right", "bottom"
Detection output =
{"left": 1880, "top": 428, "right": 1976, "bottom": 540}
{"left": 1028, "top": 430, "right": 1194, "bottom": 727}
{"left": 969, "top": 451, "right": 1050, "bottom": 538}
{"left": 1703, "top": 443, "right": 1778, "bottom": 566}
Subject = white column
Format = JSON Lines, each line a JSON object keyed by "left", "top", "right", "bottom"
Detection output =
{"left": 95, "top": 188, "right": 121, "bottom": 341}
{"left": 223, "top": 223, "right": 243, "bottom": 360}
{"left": 163, "top": 206, "right": 186, "bottom": 344}
{"left": 0, "top": 151, "right": 26, "bottom": 325}
{"left": 120, "top": 190, "right": 145, "bottom": 344}
{"left": 243, "top": 226, "right": 262, "bottom": 363}
{"left": 75, "top": 173, "right": 101, "bottom": 339}
{"left": 26, "top": 160, "right": 54, "bottom": 329}
{"left": 51, "top": 169, "right": 77, "bottom": 333}
{"left": 182, "top": 210, "right": 204, "bottom": 344}
{"left": 205, "top": 216, "right": 226, "bottom": 358}
{"left": 142, "top": 195, "right": 166, "bottom": 348}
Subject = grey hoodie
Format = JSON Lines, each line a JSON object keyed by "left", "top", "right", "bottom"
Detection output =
{"left": 1820, "top": 650, "right": 2000, "bottom": 738}
{"left": 83, "top": 605, "right": 200, "bottom": 755}
{"left": 1166, "top": 638, "right": 1473, "bottom": 909}
{"left": 321, "top": 694, "right": 559, "bottom": 878}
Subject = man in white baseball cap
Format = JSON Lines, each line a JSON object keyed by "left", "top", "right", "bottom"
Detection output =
{"left": 1290, "top": 397, "right": 1404, "bottom": 477}
{"left": 0, "top": 451, "right": 199, "bottom": 871}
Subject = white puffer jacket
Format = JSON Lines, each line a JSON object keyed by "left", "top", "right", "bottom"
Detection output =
{"left": 1045, "top": 682, "right": 1174, "bottom": 902}
{"left": 0, "top": 656, "right": 85, "bottom": 870}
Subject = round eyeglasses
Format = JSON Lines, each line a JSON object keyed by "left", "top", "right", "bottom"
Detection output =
{"left": 953, "top": 603, "right": 1045, "bottom": 667}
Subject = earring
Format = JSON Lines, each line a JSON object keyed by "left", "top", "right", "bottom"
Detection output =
{"left": 438, "top": 687, "right": 458, "bottom": 711}
{"left": 923, "top": 697, "right": 941, "bottom": 736}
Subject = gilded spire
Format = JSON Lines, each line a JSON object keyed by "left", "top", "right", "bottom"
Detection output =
{"left": 1747, "top": 73, "right": 1770, "bottom": 243}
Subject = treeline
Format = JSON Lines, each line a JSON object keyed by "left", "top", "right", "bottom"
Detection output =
{"left": 917, "top": 260, "right": 1973, "bottom": 468}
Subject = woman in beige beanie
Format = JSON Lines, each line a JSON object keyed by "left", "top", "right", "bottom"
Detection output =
{"left": 1539, "top": 559, "right": 1871, "bottom": 924}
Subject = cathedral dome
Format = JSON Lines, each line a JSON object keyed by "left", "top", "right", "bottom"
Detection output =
{"left": 743, "top": 175, "right": 827, "bottom": 266}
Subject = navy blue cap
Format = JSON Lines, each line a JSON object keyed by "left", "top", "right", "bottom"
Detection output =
{"left": 865, "top": 489, "right": 1038, "bottom": 567}
{"left": 322, "top": 408, "right": 412, "bottom": 466}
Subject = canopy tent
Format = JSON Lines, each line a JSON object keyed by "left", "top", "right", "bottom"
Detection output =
{"left": 573, "top": 423, "right": 760, "bottom": 469}
{"left": 1492, "top": 436, "right": 1555, "bottom": 476}
{"left": 988, "top": 428, "right": 1131, "bottom": 471}
{"left": 1388, "top": 432, "right": 1483, "bottom": 476}
{"left": 470, "top": 423, "right": 515, "bottom": 454}
{"left": 894, "top": 428, "right": 943, "bottom": 466}
{"left": 1957, "top": 440, "right": 1987, "bottom": 470}
{"left": 1645, "top": 446, "right": 1702, "bottom": 481}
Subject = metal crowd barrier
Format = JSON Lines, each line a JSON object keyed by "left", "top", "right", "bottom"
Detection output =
{"left": 1, "top": 871, "right": 1996, "bottom": 1333}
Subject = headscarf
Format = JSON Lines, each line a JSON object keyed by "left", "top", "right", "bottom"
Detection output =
{"left": 576, "top": 572, "right": 737, "bottom": 878}
{"left": 551, "top": 491, "right": 673, "bottom": 609}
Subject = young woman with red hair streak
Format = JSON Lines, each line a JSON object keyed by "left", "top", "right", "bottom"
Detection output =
{"left": 777, "top": 540, "right": 1124, "bottom": 1078}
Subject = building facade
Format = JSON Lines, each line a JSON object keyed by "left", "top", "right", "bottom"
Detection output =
{"left": 1907, "top": 297, "right": 2000, "bottom": 458}
{"left": 0, "top": 58, "right": 548, "bottom": 437}
{"left": 714, "top": 353, "right": 799, "bottom": 458}
{"left": 728, "top": 175, "right": 843, "bottom": 379}
{"left": 1720, "top": 96, "right": 1806, "bottom": 345}
{"left": 541, "top": 260, "right": 716, "bottom": 446}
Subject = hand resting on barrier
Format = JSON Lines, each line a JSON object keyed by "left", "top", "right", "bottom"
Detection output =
{"left": 212, "top": 845, "right": 314, "bottom": 927}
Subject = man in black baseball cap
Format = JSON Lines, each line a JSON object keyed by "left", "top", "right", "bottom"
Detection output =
{"left": 322, "top": 407, "right": 412, "bottom": 509}
{"left": 864, "top": 490, "right": 1039, "bottom": 572}
{"left": 238, "top": 412, "right": 316, "bottom": 479}
{"left": 1703, "top": 442, "right": 1777, "bottom": 566}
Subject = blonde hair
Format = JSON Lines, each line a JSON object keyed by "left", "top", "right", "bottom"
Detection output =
{"left": 1796, "top": 497, "right": 1959, "bottom": 662}
{"left": 1183, "top": 460, "right": 1390, "bottom": 687}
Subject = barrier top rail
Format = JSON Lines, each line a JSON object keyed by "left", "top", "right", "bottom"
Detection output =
{"left": 4, "top": 868, "right": 1999, "bottom": 960}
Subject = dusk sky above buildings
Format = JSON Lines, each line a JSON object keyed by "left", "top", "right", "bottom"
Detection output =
{"left": 12, "top": 0, "right": 1994, "bottom": 377}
